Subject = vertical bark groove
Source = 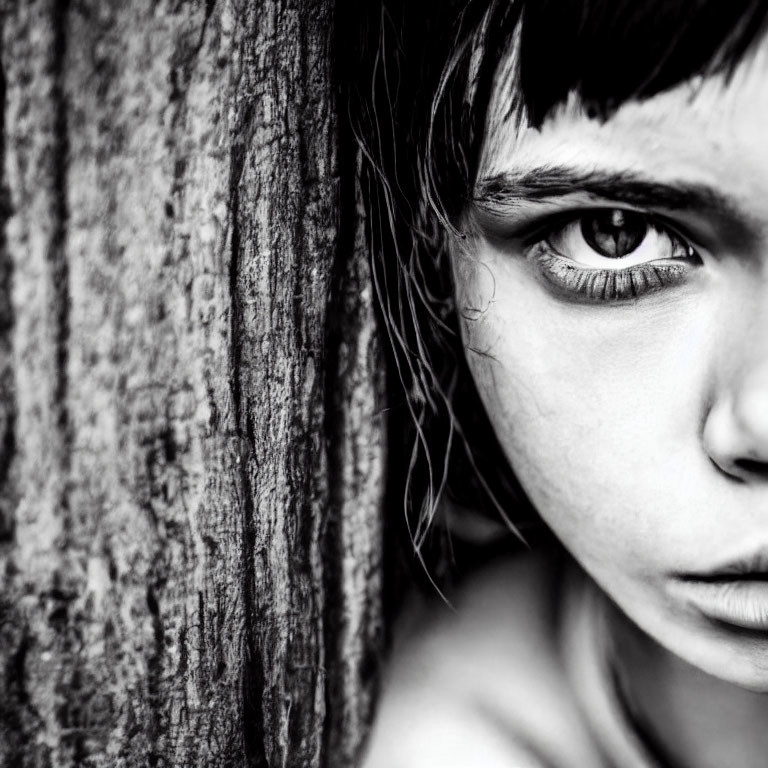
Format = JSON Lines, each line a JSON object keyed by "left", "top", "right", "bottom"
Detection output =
{"left": 228, "top": 159, "right": 268, "bottom": 768}
{"left": 0, "top": 4, "right": 15, "bottom": 546}
{"left": 48, "top": 0, "right": 70, "bottom": 452}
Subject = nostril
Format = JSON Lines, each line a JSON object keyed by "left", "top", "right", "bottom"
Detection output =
{"left": 732, "top": 458, "right": 768, "bottom": 478}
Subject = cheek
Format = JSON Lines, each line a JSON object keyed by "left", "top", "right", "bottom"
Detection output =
{"left": 454, "top": 247, "right": 719, "bottom": 574}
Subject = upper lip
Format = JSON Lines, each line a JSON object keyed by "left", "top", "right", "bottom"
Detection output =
{"left": 676, "top": 548, "right": 768, "bottom": 582}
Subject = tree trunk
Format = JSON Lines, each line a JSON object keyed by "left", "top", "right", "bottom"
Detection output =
{"left": 0, "top": 1, "right": 384, "bottom": 766}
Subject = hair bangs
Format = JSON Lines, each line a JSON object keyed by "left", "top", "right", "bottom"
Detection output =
{"left": 519, "top": 0, "right": 768, "bottom": 125}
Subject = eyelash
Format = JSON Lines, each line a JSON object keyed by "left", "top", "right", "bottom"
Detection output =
{"left": 524, "top": 212, "right": 700, "bottom": 302}
{"left": 530, "top": 244, "right": 689, "bottom": 301}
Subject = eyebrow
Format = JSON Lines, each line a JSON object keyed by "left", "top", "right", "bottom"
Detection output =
{"left": 473, "top": 166, "right": 739, "bottom": 218}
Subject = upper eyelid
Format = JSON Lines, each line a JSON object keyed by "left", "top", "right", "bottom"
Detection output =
{"left": 518, "top": 208, "right": 698, "bottom": 252}
{"left": 471, "top": 200, "right": 655, "bottom": 238}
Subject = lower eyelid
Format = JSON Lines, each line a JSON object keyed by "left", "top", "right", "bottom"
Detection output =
{"left": 528, "top": 245, "right": 690, "bottom": 302}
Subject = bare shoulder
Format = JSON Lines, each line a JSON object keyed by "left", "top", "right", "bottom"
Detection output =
{"left": 361, "top": 551, "right": 573, "bottom": 767}
{"left": 381, "top": 552, "right": 564, "bottom": 708}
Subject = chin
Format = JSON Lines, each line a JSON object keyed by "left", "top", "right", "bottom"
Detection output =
{"left": 668, "top": 627, "right": 768, "bottom": 694}
{"left": 705, "top": 655, "right": 768, "bottom": 694}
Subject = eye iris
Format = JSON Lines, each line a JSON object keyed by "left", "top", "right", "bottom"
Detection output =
{"left": 580, "top": 209, "right": 648, "bottom": 258}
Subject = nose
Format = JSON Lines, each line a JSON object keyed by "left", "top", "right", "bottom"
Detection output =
{"left": 703, "top": 357, "right": 768, "bottom": 481}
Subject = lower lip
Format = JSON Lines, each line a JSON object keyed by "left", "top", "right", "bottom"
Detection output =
{"left": 677, "top": 579, "right": 768, "bottom": 631}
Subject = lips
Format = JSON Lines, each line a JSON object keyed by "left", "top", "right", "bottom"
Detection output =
{"left": 677, "top": 580, "right": 768, "bottom": 631}
{"left": 674, "top": 550, "right": 768, "bottom": 631}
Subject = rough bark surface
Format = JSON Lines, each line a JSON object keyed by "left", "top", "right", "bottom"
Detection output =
{"left": 0, "top": 1, "right": 384, "bottom": 766}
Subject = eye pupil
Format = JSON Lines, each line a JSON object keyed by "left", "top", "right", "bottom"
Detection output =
{"left": 581, "top": 209, "right": 648, "bottom": 258}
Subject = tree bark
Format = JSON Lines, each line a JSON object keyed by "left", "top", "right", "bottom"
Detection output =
{"left": 0, "top": 1, "right": 384, "bottom": 766}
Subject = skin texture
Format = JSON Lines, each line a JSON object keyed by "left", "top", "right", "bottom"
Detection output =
{"left": 453, "top": 40, "right": 768, "bottom": 768}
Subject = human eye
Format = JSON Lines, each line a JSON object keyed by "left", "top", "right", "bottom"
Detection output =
{"left": 524, "top": 208, "right": 702, "bottom": 302}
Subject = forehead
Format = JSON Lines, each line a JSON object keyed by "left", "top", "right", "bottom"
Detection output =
{"left": 479, "top": 39, "right": 768, "bottom": 195}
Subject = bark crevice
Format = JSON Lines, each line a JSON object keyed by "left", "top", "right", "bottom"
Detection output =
{"left": 0, "top": 4, "right": 16, "bottom": 546}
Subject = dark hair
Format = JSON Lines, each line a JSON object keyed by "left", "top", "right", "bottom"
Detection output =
{"left": 348, "top": 0, "right": 767, "bottom": 580}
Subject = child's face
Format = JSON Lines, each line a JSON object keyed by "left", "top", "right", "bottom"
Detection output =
{"left": 455, "top": 42, "right": 768, "bottom": 689}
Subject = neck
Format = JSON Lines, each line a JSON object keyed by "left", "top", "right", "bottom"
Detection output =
{"left": 605, "top": 602, "right": 768, "bottom": 768}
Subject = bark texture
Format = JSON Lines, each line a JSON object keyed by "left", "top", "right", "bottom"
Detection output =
{"left": 0, "top": 1, "right": 384, "bottom": 766}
